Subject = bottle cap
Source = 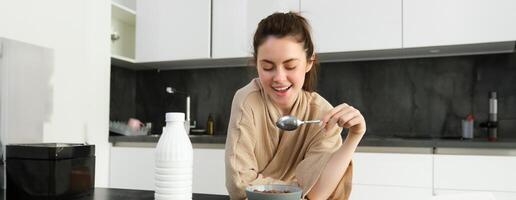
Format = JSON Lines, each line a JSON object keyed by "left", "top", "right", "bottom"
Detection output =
{"left": 165, "top": 112, "right": 185, "bottom": 122}
{"left": 489, "top": 91, "right": 497, "bottom": 99}
{"left": 466, "top": 114, "right": 474, "bottom": 121}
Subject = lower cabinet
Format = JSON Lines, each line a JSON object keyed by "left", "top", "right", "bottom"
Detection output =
{"left": 353, "top": 152, "right": 433, "bottom": 187}
{"left": 109, "top": 146, "right": 227, "bottom": 194}
{"left": 109, "top": 146, "right": 516, "bottom": 199}
{"left": 434, "top": 154, "right": 516, "bottom": 192}
{"left": 433, "top": 154, "right": 516, "bottom": 200}
{"left": 350, "top": 185, "right": 432, "bottom": 200}
{"left": 192, "top": 148, "right": 227, "bottom": 195}
{"left": 350, "top": 152, "right": 434, "bottom": 200}
{"left": 435, "top": 189, "right": 516, "bottom": 200}
{"left": 109, "top": 146, "right": 155, "bottom": 190}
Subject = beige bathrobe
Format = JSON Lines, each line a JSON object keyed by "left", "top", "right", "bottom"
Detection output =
{"left": 225, "top": 79, "right": 352, "bottom": 200}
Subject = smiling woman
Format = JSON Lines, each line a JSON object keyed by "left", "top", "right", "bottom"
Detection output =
{"left": 225, "top": 12, "right": 366, "bottom": 200}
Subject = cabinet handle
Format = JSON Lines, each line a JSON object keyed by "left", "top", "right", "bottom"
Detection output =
{"left": 111, "top": 32, "right": 120, "bottom": 41}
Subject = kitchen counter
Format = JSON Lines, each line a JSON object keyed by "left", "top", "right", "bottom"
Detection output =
{"left": 110, "top": 134, "right": 516, "bottom": 149}
{"left": 110, "top": 134, "right": 227, "bottom": 144}
{"left": 359, "top": 136, "right": 516, "bottom": 149}
{"left": 0, "top": 188, "right": 228, "bottom": 200}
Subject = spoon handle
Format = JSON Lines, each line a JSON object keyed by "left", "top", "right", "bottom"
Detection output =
{"left": 303, "top": 120, "right": 321, "bottom": 124}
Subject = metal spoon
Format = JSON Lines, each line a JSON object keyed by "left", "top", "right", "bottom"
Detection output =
{"left": 276, "top": 115, "right": 321, "bottom": 131}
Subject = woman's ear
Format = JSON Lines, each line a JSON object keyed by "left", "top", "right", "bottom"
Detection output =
{"left": 305, "top": 54, "right": 315, "bottom": 73}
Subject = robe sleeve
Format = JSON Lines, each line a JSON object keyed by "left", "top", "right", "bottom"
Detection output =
{"left": 294, "top": 125, "right": 353, "bottom": 199}
{"left": 225, "top": 95, "right": 287, "bottom": 200}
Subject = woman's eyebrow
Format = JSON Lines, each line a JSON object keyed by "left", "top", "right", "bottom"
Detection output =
{"left": 259, "top": 59, "right": 275, "bottom": 65}
{"left": 283, "top": 58, "right": 299, "bottom": 64}
{"left": 259, "top": 58, "right": 299, "bottom": 65}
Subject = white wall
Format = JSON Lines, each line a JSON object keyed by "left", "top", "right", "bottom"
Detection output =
{"left": 0, "top": 0, "right": 111, "bottom": 187}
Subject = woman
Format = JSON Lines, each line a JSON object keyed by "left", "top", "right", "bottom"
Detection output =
{"left": 225, "top": 12, "right": 366, "bottom": 200}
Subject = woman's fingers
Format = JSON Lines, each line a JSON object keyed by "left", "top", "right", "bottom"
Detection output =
{"left": 321, "top": 103, "right": 348, "bottom": 125}
{"left": 323, "top": 104, "right": 358, "bottom": 130}
{"left": 339, "top": 114, "right": 362, "bottom": 128}
{"left": 325, "top": 109, "right": 348, "bottom": 129}
{"left": 321, "top": 103, "right": 366, "bottom": 135}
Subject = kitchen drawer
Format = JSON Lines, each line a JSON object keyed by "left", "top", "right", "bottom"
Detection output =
{"left": 434, "top": 154, "right": 516, "bottom": 192}
{"left": 353, "top": 152, "right": 433, "bottom": 187}
{"left": 350, "top": 184, "right": 432, "bottom": 200}
{"left": 435, "top": 189, "right": 516, "bottom": 200}
{"left": 109, "top": 146, "right": 155, "bottom": 190}
{"left": 192, "top": 148, "right": 227, "bottom": 195}
{"left": 110, "top": 146, "right": 227, "bottom": 194}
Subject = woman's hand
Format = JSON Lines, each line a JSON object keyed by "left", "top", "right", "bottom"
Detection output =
{"left": 321, "top": 103, "right": 366, "bottom": 135}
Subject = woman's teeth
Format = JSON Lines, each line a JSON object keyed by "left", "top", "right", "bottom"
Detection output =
{"left": 273, "top": 85, "right": 291, "bottom": 91}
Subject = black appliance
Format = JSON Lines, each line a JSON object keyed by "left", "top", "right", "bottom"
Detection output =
{"left": 6, "top": 143, "right": 95, "bottom": 200}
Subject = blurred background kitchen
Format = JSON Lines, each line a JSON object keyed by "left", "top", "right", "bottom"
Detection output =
{"left": 1, "top": 0, "right": 515, "bottom": 199}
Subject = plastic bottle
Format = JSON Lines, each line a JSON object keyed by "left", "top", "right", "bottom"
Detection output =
{"left": 461, "top": 114, "right": 474, "bottom": 139}
{"left": 488, "top": 91, "right": 498, "bottom": 141}
{"left": 155, "top": 112, "right": 193, "bottom": 200}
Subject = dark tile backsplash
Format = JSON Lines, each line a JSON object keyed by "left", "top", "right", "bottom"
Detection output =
{"left": 110, "top": 52, "right": 516, "bottom": 138}
{"left": 110, "top": 67, "right": 137, "bottom": 121}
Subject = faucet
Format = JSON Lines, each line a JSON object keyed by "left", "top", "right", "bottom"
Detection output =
{"left": 166, "top": 86, "right": 196, "bottom": 131}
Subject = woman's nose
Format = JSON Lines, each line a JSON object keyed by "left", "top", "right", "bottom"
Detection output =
{"left": 272, "top": 68, "right": 287, "bottom": 82}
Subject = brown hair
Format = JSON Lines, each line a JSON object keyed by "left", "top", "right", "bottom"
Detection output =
{"left": 252, "top": 12, "right": 318, "bottom": 92}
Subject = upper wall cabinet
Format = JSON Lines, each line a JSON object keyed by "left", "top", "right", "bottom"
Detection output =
{"left": 403, "top": 0, "right": 516, "bottom": 48}
{"left": 212, "top": 0, "right": 299, "bottom": 59}
{"left": 136, "top": 0, "right": 211, "bottom": 62}
{"left": 300, "top": 0, "right": 402, "bottom": 53}
{"left": 111, "top": 1, "right": 136, "bottom": 62}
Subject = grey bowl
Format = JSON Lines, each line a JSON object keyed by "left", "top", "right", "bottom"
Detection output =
{"left": 246, "top": 184, "right": 302, "bottom": 200}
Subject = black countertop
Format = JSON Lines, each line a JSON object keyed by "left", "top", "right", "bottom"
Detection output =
{"left": 109, "top": 135, "right": 516, "bottom": 149}
{"left": 109, "top": 134, "right": 227, "bottom": 144}
{"left": 0, "top": 188, "right": 228, "bottom": 200}
{"left": 359, "top": 136, "right": 516, "bottom": 149}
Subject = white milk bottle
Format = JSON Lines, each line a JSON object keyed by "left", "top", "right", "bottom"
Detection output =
{"left": 155, "top": 112, "right": 193, "bottom": 200}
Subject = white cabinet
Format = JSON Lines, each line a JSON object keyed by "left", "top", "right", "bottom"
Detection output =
{"left": 212, "top": 0, "right": 299, "bottom": 59}
{"left": 350, "top": 185, "right": 432, "bottom": 200}
{"left": 109, "top": 146, "right": 227, "bottom": 194}
{"left": 351, "top": 152, "right": 433, "bottom": 200}
{"left": 136, "top": 0, "right": 211, "bottom": 62}
{"left": 127, "top": 0, "right": 516, "bottom": 65}
{"left": 109, "top": 146, "right": 155, "bottom": 190}
{"left": 435, "top": 189, "right": 516, "bottom": 200}
{"left": 433, "top": 154, "right": 516, "bottom": 192}
{"left": 111, "top": 1, "right": 136, "bottom": 62}
{"left": 301, "top": 0, "right": 402, "bottom": 53}
{"left": 403, "top": 0, "right": 516, "bottom": 48}
{"left": 192, "top": 148, "right": 227, "bottom": 195}
{"left": 353, "top": 152, "right": 433, "bottom": 187}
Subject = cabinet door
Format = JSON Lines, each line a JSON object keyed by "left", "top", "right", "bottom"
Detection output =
{"left": 350, "top": 184, "right": 432, "bottom": 200}
{"left": 136, "top": 0, "right": 211, "bottom": 62}
{"left": 212, "top": 0, "right": 299, "bottom": 59}
{"left": 301, "top": 0, "right": 402, "bottom": 53}
{"left": 403, "top": 0, "right": 516, "bottom": 48}
{"left": 434, "top": 154, "right": 516, "bottom": 192}
{"left": 192, "top": 148, "right": 227, "bottom": 195}
{"left": 110, "top": 146, "right": 227, "bottom": 194}
{"left": 353, "top": 152, "right": 433, "bottom": 187}
{"left": 110, "top": 146, "right": 155, "bottom": 190}
{"left": 435, "top": 189, "right": 516, "bottom": 200}
{"left": 111, "top": 2, "right": 136, "bottom": 61}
